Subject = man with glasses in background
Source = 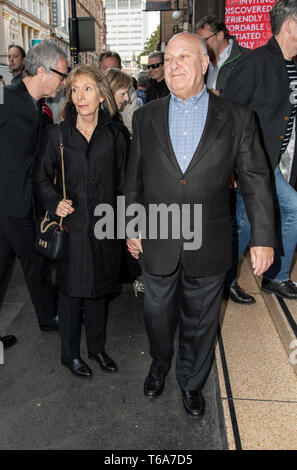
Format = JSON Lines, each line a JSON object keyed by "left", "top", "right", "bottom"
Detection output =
{"left": 0, "top": 40, "right": 68, "bottom": 349}
{"left": 196, "top": 16, "right": 249, "bottom": 96}
{"left": 146, "top": 52, "right": 169, "bottom": 102}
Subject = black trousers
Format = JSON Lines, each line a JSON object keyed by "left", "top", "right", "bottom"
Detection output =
{"left": 142, "top": 263, "right": 226, "bottom": 391}
{"left": 0, "top": 214, "right": 57, "bottom": 324}
{"left": 58, "top": 293, "right": 107, "bottom": 359}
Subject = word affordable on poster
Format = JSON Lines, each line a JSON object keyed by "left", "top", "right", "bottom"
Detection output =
{"left": 225, "top": 0, "right": 278, "bottom": 49}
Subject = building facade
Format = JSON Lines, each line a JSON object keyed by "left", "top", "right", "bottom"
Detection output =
{"left": 76, "top": 0, "right": 107, "bottom": 66}
{"left": 50, "top": 0, "right": 70, "bottom": 55}
{"left": 0, "top": 0, "right": 51, "bottom": 65}
{"left": 103, "top": 0, "right": 151, "bottom": 73}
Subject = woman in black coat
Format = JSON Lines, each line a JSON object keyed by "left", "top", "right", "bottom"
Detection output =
{"left": 33, "top": 65, "right": 126, "bottom": 377}
{"left": 105, "top": 68, "right": 143, "bottom": 296}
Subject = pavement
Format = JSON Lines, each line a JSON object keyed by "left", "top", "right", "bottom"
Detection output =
{"left": 0, "top": 262, "right": 228, "bottom": 450}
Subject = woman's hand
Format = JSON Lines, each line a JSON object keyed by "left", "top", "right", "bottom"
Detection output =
{"left": 126, "top": 238, "right": 143, "bottom": 259}
{"left": 56, "top": 199, "right": 75, "bottom": 218}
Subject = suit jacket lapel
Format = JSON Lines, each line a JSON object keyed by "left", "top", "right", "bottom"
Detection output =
{"left": 151, "top": 95, "right": 183, "bottom": 174}
{"left": 184, "top": 92, "right": 228, "bottom": 175}
{"left": 151, "top": 92, "right": 228, "bottom": 176}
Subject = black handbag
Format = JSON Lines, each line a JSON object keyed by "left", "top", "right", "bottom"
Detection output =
{"left": 35, "top": 127, "right": 69, "bottom": 261}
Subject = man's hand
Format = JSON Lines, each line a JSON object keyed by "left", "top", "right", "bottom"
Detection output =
{"left": 250, "top": 246, "right": 274, "bottom": 276}
{"left": 229, "top": 171, "right": 238, "bottom": 189}
{"left": 126, "top": 238, "right": 143, "bottom": 260}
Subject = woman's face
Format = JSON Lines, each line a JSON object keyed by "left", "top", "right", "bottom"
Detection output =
{"left": 114, "top": 87, "right": 129, "bottom": 112}
{"left": 71, "top": 74, "right": 103, "bottom": 117}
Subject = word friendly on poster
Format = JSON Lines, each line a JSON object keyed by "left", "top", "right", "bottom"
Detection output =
{"left": 225, "top": 0, "right": 278, "bottom": 49}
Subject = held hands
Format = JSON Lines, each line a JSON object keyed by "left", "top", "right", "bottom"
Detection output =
{"left": 126, "top": 238, "right": 143, "bottom": 260}
{"left": 250, "top": 246, "right": 274, "bottom": 276}
{"left": 56, "top": 199, "right": 75, "bottom": 218}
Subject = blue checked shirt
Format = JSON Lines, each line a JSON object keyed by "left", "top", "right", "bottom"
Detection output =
{"left": 169, "top": 86, "right": 209, "bottom": 174}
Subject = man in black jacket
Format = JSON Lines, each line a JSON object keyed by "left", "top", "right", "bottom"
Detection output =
{"left": 223, "top": 0, "right": 297, "bottom": 300}
{"left": 0, "top": 40, "right": 68, "bottom": 346}
{"left": 8, "top": 45, "right": 26, "bottom": 85}
{"left": 196, "top": 16, "right": 250, "bottom": 95}
{"left": 125, "top": 32, "right": 275, "bottom": 417}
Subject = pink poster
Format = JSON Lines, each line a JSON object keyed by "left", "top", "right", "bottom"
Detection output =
{"left": 225, "top": 0, "right": 278, "bottom": 49}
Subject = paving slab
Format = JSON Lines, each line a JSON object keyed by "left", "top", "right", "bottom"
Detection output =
{"left": 0, "top": 268, "right": 228, "bottom": 450}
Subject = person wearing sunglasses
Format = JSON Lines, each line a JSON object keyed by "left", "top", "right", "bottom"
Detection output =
{"left": 146, "top": 52, "right": 169, "bottom": 103}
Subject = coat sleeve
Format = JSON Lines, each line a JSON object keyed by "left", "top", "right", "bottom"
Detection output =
{"left": 0, "top": 88, "right": 13, "bottom": 127}
{"left": 114, "top": 126, "right": 128, "bottom": 196}
{"left": 235, "top": 106, "right": 275, "bottom": 248}
{"left": 124, "top": 110, "right": 143, "bottom": 208}
{"left": 32, "top": 124, "right": 63, "bottom": 217}
{"left": 222, "top": 53, "right": 257, "bottom": 106}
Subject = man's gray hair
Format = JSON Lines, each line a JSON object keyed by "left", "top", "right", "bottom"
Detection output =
{"left": 24, "top": 40, "right": 67, "bottom": 76}
{"left": 270, "top": 0, "right": 297, "bottom": 35}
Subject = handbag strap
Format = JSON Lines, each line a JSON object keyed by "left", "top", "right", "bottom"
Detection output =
{"left": 58, "top": 126, "right": 66, "bottom": 227}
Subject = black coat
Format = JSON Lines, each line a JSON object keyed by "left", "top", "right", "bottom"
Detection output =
{"left": 33, "top": 106, "right": 127, "bottom": 298}
{"left": 0, "top": 80, "right": 41, "bottom": 217}
{"left": 223, "top": 36, "right": 297, "bottom": 176}
{"left": 124, "top": 92, "right": 275, "bottom": 277}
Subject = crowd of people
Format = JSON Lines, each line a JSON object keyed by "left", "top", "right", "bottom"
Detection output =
{"left": 0, "top": 0, "right": 296, "bottom": 418}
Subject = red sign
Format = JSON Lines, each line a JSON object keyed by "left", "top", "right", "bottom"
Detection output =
{"left": 225, "top": 0, "right": 278, "bottom": 49}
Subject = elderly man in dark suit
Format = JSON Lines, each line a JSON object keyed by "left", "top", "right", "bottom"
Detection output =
{"left": 0, "top": 40, "right": 68, "bottom": 348}
{"left": 125, "top": 32, "right": 275, "bottom": 417}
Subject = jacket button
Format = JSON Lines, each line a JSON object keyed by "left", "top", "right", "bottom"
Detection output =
{"left": 180, "top": 179, "right": 186, "bottom": 185}
{"left": 284, "top": 116, "right": 289, "bottom": 121}
{"left": 280, "top": 135, "right": 285, "bottom": 139}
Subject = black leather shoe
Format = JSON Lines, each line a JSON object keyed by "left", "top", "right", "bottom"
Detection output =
{"left": 0, "top": 335, "right": 17, "bottom": 349}
{"left": 144, "top": 375, "right": 164, "bottom": 399}
{"left": 182, "top": 390, "right": 205, "bottom": 417}
{"left": 224, "top": 283, "right": 255, "bottom": 304}
{"left": 88, "top": 351, "right": 118, "bottom": 373}
{"left": 61, "top": 355, "right": 92, "bottom": 377}
{"left": 262, "top": 278, "right": 297, "bottom": 299}
{"left": 39, "top": 316, "right": 59, "bottom": 331}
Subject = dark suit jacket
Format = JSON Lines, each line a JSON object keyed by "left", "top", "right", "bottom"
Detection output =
{"left": 223, "top": 36, "right": 297, "bottom": 179}
{"left": 124, "top": 91, "right": 275, "bottom": 277}
{"left": 0, "top": 80, "right": 41, "bottom": 218}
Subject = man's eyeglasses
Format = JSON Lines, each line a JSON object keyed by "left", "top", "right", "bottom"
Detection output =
{"left": 50, "top": 68, "right": 68, "bottom": 81}
{"left": 204, "top": 32, "right": 217, "bottom": 41}
{"left": 147, "top": 62, "right": 163, "bottom": 70}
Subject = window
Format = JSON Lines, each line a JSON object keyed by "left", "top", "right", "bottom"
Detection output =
{"left": 39, "top": 2, "right": 43, "bottom": 20}
{"left": 60, "top": 0, "right": 67, "bottom": 29}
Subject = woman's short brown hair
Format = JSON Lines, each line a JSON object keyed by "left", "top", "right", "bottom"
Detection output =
{"left": 60, "top": 65, "right": 117, "bottom": 119}
{"left": 104, "top": 68, "right": 133, "bottom": 96}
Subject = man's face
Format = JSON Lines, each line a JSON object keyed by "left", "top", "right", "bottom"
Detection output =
{"left": 8, "top": 47, "right": 24, "bottom": 74}
{"left": 147, "top": 55, "right": 164, "bottom": 82}
{"left": 41, "top": 57, "right": 68, "bottom": 98}
{"left": 288, "top": 17, "right": 297, "bottom": 56}
{"left": 164, "top": 34, "right": 209, "bottom": 101}
{"left": 196, "top": 25, "right": 221, "bottom": 63}
{"left": 99, "top": 56, "right": 121, "bottom": 72}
